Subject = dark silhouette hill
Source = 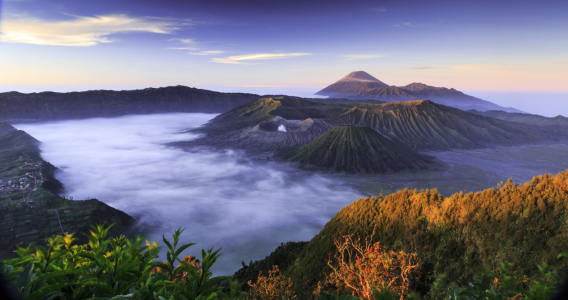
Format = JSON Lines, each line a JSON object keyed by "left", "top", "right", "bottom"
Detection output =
{"left": 276, "top": 125, "right": 434, "bottom": 173}
{"left": 316, "top": 72, "right": 522, "bottom": 113}
{"left": 0, "top": 86, "right": 260, "bottom": 123}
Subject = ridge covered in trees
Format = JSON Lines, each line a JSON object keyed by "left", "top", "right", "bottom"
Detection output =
{"left": 235, "top": 170, "right": 568, "bottom": 298}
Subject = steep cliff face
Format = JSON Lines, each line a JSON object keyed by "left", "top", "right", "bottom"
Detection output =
{"left": 0, "top": 86, "right": 260, "bottom": 123}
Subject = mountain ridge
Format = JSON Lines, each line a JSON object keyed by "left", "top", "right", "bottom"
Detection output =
{"left": 316, "top": 71, "right": 523, "bottom": 113}
{"left": 0, "top": 125, "right": 134, "bottom": 259}
{"left": 187, "top": 97, "right": 559, "bottom": 163}
{"left": 0, "top": 86, "right": 261, "bottom": 123}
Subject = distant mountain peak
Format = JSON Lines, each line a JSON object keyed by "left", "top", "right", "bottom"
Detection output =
{"left": 400, "top": 82, "right": 432, "bottom": 90}
{"left": 316, "top": 71, "right": 389, "bottom": 96}
{"left": 339, "top": 71, "right": 384, "bottom": 83}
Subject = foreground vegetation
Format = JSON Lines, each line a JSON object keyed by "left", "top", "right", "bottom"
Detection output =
{"left": 2, "top": 223, "right": 566, "bottom": 300}
{"left": 234, "top": 170, "right": 568, "bottom": 298}
{"left": 3, "top": 169, "right": 568, "bottom": 299}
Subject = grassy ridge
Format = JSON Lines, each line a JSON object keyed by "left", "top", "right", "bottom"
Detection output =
{"left": 254, "top": 170, "right": 568, "bottom": 297}
{"left": 276, "top": 125, "right": 434, "bottom": 173}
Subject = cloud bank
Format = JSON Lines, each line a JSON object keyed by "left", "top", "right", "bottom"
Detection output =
{"left": 212, "top": 53, "right": 310, "bottom": 64}
{"left": 1, "top": 14, "right": 180, "bottom": 46}
{"left": 17, "top": 113, "right": 362, "bottom": 274}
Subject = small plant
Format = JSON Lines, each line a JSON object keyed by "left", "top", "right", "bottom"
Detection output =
{"left": 247, "top": 265, "right": 294, "bottom": 300}
{"left": 323, "top": 232, "right": 419, "bottom": 299}
{"left": 1, "top": 224, "right": 229, "bottom": 300}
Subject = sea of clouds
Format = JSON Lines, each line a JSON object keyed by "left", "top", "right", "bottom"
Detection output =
{"left": 16, "top": 113, "right": 363, "bottom": 274}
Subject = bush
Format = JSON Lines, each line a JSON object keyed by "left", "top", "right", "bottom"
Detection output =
{"left": 0, "top": 224, "right": 231, "bottom": 300}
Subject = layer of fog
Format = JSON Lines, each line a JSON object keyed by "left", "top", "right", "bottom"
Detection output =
{"left": 466, "top": 91, "right": 568, "bottom": 117}
{"left": 16, "top": 114, "right": 363, "bottom": 275}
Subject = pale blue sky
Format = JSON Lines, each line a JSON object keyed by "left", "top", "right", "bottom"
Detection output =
{"left": 1, "top": 0, "right": 567, "bottom": 93}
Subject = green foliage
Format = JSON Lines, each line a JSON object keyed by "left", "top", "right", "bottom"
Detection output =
{"left": 1, "top": 224, "right": 229, "bottom": 300}
{"left": 434, "top": 257, "right": 568, "bottom": 300}
{"left": 233, "top": 241, "right": 308, "bottom": 289}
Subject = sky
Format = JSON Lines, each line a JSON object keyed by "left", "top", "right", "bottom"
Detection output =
{"left": 1, "top": 0, "right": 567, "bottom": 93}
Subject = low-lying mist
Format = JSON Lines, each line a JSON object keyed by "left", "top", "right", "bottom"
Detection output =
{"left": 16, "top": 113, "right": 363, "bottom": 275}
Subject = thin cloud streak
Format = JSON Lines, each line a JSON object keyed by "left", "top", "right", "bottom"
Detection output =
{"left": 1, "top": 14, "right": 181, "bottom": 46}
{"left": 188, "top": 50, "right": 225, "bottom": 55}
{"left": 212, "top": 53, "right": 310, "bottom": 64}
{"left": 372, "top": 7, "right": 387, "bottom": 12}
{"left": 168, "top": 39, "right": 224, "bottom": 55}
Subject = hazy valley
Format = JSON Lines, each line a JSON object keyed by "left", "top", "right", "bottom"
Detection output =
{"left": 3, "top": 74, "right": 568, "bottom": 298}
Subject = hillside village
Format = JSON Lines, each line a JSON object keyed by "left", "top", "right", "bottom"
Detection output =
{"left": 0, "top": 160, "right": 44, "bottom": 201}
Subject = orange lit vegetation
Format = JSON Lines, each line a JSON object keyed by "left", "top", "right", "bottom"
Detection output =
{"left": 319, "top": 232, "right": 419, "bottom": 299}
{"left": 247, "top": 265, "right": 294, "bottom": 300}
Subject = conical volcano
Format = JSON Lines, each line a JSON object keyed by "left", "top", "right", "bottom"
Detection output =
{"left": 276, "top": 125, "right": 434, "bottom": 173}
{"left": 316, "top": 71, "right": 389, "bottom": 97}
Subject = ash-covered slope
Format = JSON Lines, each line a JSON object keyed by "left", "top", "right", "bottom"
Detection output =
{"left": 187, "top": 97, "right": 337, "bottom": 153}
{"left": 328, "top": 100, "right": 551, "bottom": 150}
{"left": 276, "top": 125, "right": 434, "bottom": 173}
{"left": 316, "top": 71, "right": 389, "bottom": 97}
{"left": 0, "top": 86, "right": 260, "bottom": 123}
{"left": 189, "top": 97, "right": 556, "bottom": 157}
{"left": 316, "top": 72, "right": 522, "bottom": 113}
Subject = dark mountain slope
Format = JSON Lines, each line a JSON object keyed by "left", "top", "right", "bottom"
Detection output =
{"left": 0, "top": 123, "right": 17, "bottom": 137}
{"left": 0, "top": 86, "right": 260, "bottom": 123}
{"left": 0, "top": 127, "right": 134, "bottom": 258}
{"left": 276, "top": 126, "right": 434, "bottom": 173}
